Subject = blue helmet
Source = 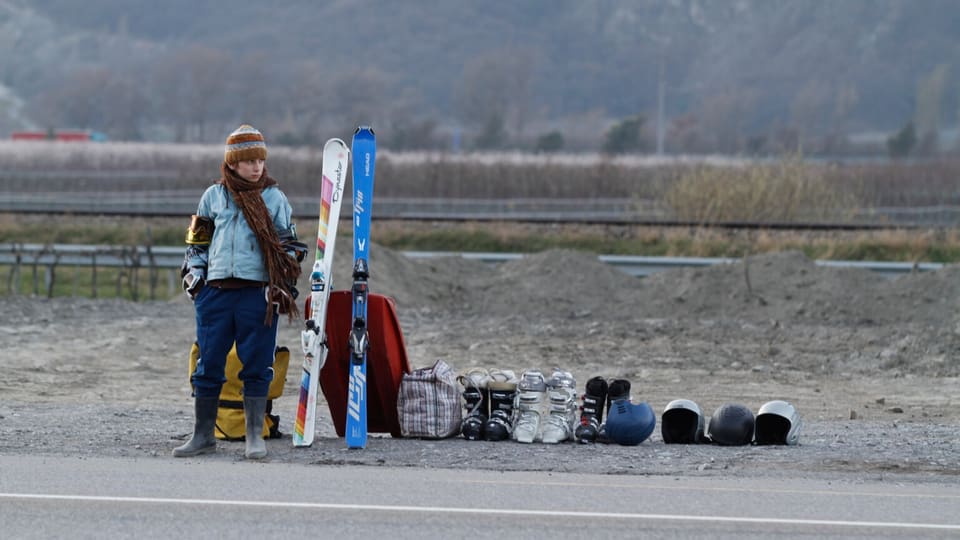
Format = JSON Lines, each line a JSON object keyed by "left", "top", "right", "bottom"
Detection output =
{"left": 605, "top": 400, "right": 656, "bottom": 446}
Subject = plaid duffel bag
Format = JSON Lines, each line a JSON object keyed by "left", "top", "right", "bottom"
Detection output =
{"left": 397, "top": 359, "right": 462, "bottom": 439}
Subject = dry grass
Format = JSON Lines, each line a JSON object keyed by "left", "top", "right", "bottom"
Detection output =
{"left": 664, "top": 156, "right": 863, "bottom": 224}
{"left": 373, "top": 220, "right": 960, "bottom": 262}
{"left": 3, "top": 213, "right": 959, "bottom": 263}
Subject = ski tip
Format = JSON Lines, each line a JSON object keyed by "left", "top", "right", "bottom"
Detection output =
{"left": 354, "top": 125, "right": 375, "bottom": 136}
{"left": 323, "top": 137, "right": 347, "bottom": 150}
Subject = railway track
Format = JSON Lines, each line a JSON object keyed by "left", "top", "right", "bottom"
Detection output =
{"left": 1, "top": 193, "right": 958, "bottom": 228}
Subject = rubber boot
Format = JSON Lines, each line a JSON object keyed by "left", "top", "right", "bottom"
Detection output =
{"left": 243, "top": 396, "right": 268, "bottom": 460}
{"left": 172, "top": 396, "right": 219, "bottom": 457}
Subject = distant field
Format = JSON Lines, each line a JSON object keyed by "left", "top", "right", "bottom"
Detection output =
{"left": 3, "top": 141, "right": 960, "bottom": 209}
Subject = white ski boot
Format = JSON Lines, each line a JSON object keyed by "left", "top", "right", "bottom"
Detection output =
{"left": 542, "top": 368, "right": 577, "bottom": 444}
{"left": 513, "top": 369, "right": 547, "bottom": 444}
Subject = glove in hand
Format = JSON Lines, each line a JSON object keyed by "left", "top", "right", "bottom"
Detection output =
{"left": 182, "top": 267, "right": 205, "bottom": 300}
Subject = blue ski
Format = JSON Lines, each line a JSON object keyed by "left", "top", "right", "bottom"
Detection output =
{"left": 346, "top": 126, "right": 375, "bottom": 449}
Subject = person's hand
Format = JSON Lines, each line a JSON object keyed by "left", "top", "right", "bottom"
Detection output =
{"left": 182, "top": 268, "right": 205, "bottom": 300}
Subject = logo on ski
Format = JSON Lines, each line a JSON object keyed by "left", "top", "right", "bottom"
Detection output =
{"left": 347, "top": 364, "right": 366, "bottom": 422}
{"left": 354, "top": 190, "right": 365, "bottom": 228}
{"left": 332, "top": 161, "right": 344, "bottom": 202}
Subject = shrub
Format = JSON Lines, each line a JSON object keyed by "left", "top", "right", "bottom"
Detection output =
{"left": 664, "top": 155, "right": 862, "bottom": 224}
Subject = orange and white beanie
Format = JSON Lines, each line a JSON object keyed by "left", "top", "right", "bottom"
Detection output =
{"left": 224, "top": 124, "right": 267, "bottom": 163}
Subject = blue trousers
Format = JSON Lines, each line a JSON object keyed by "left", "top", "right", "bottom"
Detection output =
{"left": 192, "top": 285, "right": 278, "bottom": 398}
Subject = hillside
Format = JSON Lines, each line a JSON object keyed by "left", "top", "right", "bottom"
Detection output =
{"left": 1, "top": 0, "right": 958, "bottom": 152}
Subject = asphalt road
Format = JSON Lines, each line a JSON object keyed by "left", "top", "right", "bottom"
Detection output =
{"left": 1, "top": 455, "right": 957, "bottom": 539}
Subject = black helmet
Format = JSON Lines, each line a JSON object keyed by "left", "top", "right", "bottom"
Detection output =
{"left": 707, "top": 403, "right": 754, "bottom": 446}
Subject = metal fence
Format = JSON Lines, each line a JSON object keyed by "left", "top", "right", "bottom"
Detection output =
{"left": 0, "top": 243, "right": 183, "bottom": 300}
{"left": 0, "top": 243, "right": 944, "bottom": 301}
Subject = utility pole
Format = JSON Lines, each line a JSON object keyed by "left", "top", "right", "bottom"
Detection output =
{"left": 656, "top": 54, "right": 665, "bottom": 156}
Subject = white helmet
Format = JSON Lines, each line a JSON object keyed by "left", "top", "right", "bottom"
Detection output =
{"left": 755, "top": 400, "right": 801, "bottom": 445}
{"left": 661, "top": 399, "right": 706, "bottom": 444}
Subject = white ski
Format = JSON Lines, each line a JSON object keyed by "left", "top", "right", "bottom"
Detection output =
{"left": 293, "top": 138, "right": 349, "bottom": 447}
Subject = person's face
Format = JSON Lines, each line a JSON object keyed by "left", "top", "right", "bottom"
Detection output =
{"left": 229, "top": 159, "right": 265, "bottom": 182}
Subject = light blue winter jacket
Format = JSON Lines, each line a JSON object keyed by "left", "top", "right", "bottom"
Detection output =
{"left": 186, "top": 184, "right": 294, "bottom": 282}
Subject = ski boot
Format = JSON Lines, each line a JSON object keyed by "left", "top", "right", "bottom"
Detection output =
{"left": 457, "top": 368, "right": 490, "bottom": 440}
{"left": 597, "top": 378, "right": 631, "bottom": 444}
{"left": 483, "top": 369, "right": 518, "bottom": 441}
{"left": 542, "top": 368, "right": 578, "bottom": 444}
{"left": 513, "top": 369, "right": 547, "bottom": 444}
{"left": 574, "top": 376, "right": 608, "bottom": 443}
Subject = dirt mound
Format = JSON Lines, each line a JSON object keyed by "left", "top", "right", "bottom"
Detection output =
{"left": 458, "top": 249, "right": 642, "bottom": 317}
{"left": 331, "top": 246, "right": 959, "bottom": 327}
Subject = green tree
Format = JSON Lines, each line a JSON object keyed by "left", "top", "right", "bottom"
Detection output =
{"left": 474, "top": 113, "right": 506, "bottom": 150}
{"left": 602, "top": 116, "right": 646, "bottom": 154}
{"left": 887, "top": 121, "right": 916, "bottom": 159}
{"left": 535, "top": 131, "right": 565, "bottom": 153}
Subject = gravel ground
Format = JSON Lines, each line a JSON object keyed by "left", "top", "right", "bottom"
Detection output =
{"left": 0, "top": 247, "right": 958, "bottom": 485}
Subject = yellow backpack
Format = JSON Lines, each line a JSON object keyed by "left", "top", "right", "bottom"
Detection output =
{"left": 188, "top": 343, "right": 290, "bottom": 440}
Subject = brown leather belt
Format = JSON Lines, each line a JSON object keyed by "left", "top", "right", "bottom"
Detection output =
{"left": 206, "top": 278, "right": 266, "bottom": 289}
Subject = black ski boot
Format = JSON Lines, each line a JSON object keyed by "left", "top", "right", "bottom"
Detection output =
{"left": 483, "top": 370, "right": 518, "bottom": 441}
{"left": 574, "top": 376, "right": 608, "bottom": 443}
{"left": 597, "top": 378, "right": 631, "bottom": 444}
{"left": 607, "top": 379, "right": 631, "bottom": 405}
{"left": 458, "top": 369, "right": 490, "bottom": 440}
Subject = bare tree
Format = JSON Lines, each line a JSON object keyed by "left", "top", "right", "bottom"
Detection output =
{"left": 914, "top": 63, "right": 949, "bottom": 154}
{"left": 151, "top": 45, "right": 233, "bottom": 142}
{"left": 454, "top": 48, "right": 535, "bottom": 149}
{"left": 282, "top": 60, "right": 332, "bottom": 143}
{"left": 790, "top": 79, "right": 832, "bottom": 150}
{"left": 696, "top": 88, "right": 758, "bottom": 154}
{"left": 331, "top": 67, "right": 389, "bottom": 131}
{"left": 29, "top": 67, "right": 149, "bottom": 139}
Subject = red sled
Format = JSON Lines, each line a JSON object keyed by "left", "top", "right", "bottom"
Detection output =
{"left": 305, "top": 291, "right": 411, "bottom": 438}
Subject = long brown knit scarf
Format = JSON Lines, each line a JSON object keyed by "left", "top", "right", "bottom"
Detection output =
{"left": 218, "top": 162, "right": 301, "bottom": 325}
